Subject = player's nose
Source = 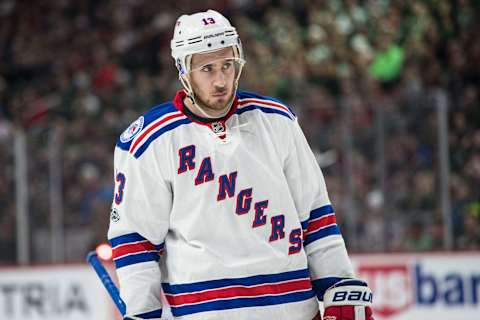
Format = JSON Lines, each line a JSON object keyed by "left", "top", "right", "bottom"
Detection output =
{"left": 212, "top": 71, "right": 226, "bottom": 88}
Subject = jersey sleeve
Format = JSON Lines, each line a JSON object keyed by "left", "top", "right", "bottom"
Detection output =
{"left": 108, "top": 145, "right": 172, "bottom": 319}
{"left": 283, "top": 118, "right": 355, "bottom": 300}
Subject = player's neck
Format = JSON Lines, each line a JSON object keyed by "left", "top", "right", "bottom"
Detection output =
{"left": 182, "top": 101, "right": 224, "bottom": 123}
{"left": 183, "top": 96, "right": 230, "bottom": 119}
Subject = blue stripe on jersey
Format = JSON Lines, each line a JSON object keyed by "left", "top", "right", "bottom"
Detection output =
{"left": 114, "top": 252, "right": 160, "bottom": 269}
{"left": 162, "top": 268, "right": 310, "bottom": 295}
{"left": 170, "top": 290, "right": 315, "bottom": 317}
{"left": 304, "top": 225, "right": 341, "bottom": 246}
{"left": 135, "top": 308, "right": 163, "bottom": 319}
{"left": 133, "top": 117, "right": 191, "bottom": 158}
{"left": 301, "top": 219, "right": 309, "bottom": 230}
{"left": 109, "top": 232, "right": 146, "bottom": 247}
{"left": 236, "top": 104, "right": 294, "bottom": 120}
{"left": 108, "top": 232, "right": 164, "bottom": 251}
{"left": 310, "top": 205, "right": 334, "bottom": 220}
{"left": 116, "top": 102, "right": 178, "bottom": 151}
{"left": 237, "top": 90, "right": 296, "bottom": 117}
{"left": 311, "top": 277, "right": 350, "bottom": 300}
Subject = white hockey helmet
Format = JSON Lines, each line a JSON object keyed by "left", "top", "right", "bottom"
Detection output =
{"left": 171, "top": 10, "right": 244, "bottom": 76}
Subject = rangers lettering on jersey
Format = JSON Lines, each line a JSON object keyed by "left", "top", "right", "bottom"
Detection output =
{"left": 177, "top": 146, "right": 298, "bottom": 251}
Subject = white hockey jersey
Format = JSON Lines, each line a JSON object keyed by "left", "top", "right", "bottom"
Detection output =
{"left": 108, "top": 90, "right": 355, "bottom": 319}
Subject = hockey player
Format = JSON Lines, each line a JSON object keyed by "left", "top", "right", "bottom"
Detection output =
{"left": 108, "top": 9, "right": 374, "bottom": 320}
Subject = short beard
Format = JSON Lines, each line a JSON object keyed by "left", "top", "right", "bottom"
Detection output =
{"left": 193, "top": 89, "right": 235, "bottom": 117}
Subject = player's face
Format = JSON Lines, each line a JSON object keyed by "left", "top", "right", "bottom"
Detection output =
{"left": 188, "top": 47, "right": 239, "bottom": 113}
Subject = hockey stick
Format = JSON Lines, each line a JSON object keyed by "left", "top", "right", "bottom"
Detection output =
{"left": 86, "top": 251, "right": 126, "bottom": 316}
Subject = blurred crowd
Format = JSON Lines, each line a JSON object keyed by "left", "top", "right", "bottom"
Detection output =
{"left": 0, "top": 0, "right": 479, "bottom": 263}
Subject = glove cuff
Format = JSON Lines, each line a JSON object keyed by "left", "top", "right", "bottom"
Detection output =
{"left": 323, "top": 279, "right": 372, "bottom": 308}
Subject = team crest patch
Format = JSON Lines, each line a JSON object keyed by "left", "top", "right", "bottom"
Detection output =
{"left": 110, "top": 207, "right": 120, "bottom": 222}
{"left": 120, "top": 116, "right": 144, "bottom": 143}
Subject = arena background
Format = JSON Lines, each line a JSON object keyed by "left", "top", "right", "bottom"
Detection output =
{"left": 0, "top": 1, "right": 479, "bottom": 319}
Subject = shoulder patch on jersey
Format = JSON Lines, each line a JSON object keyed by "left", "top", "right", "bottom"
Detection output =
{"left": 120, "top": 116, "right": 144, "bottom": 143}
{"left": 116, "top": 102, "right": 191, "bottom": 155}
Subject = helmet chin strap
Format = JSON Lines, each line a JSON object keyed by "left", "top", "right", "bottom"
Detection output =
{"left": 183, "top": 85, "right": 237, "bottom": 119}
{"left": 178, "top": 48, "right": 244, "bottom": 119}
{"left": 179, "top": 67, "right": 243, "bottom": 119}
{"left": 190, "top": 94, "right": 233, "bottom": 119}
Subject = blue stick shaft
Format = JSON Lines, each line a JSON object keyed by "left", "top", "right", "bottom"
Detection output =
{"left": 87, "top": 251, "right": 126, "bottom": 316}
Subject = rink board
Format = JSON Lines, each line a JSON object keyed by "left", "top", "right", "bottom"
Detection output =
{"left": 352, "top": 252, "right": 480, "bottom": 320}
{"left": 0, "top": 253, "right": 479, "bottom": 320}
{"left": 0, "top": 264, "right": 117, "bottom": 320}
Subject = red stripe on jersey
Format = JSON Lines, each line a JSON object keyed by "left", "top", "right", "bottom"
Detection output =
{"left": 129, "top": 112, "right": 184, "bottom": 153}
{"left": 307, "top": 214, "right": 337, "bottom": 234}
{"left": 165, "top": 278, "right": 312, "bottom": 306}
{"left": 112, "top": 241, "right": 156, "bottom": 259}
{"left": 239, "top": 98, "right": 291, "bottom": 114}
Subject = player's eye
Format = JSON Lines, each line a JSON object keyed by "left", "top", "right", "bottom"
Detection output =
{"left": 200, "top": 65, "right": 213, "bottom": 72}
{"left": 222, "top": 61, "right": 233, "bottom": 70}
